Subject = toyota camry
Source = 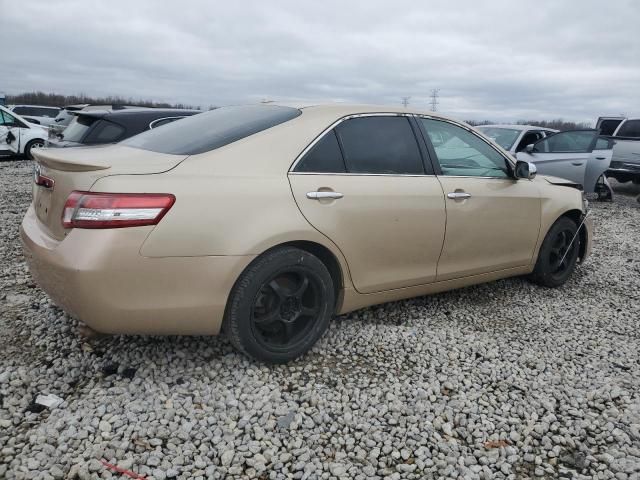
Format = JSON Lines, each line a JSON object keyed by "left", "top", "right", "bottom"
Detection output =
{"left": 21, "top": 104, "right": 592, "bottom": 363}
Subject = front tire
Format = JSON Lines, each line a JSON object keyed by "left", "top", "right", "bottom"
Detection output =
{"left": 530, "top": 217, "right": 580, "bottom": 287}
{"left": 24, "top": 139, "right": 45, "bottom": 160}
{"left": 223, "top": 247, "right": 335, "bottom": 363}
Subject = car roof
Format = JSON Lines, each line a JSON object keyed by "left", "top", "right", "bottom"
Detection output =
{"left": 478, "top": 124, "right": 559, "bottom": 131}
{"left": 267, "top": 102, "right": 464, "bottom": 124}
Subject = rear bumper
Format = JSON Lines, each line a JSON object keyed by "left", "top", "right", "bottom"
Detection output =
{"left": 20, "top": 205, "right": 254, "bottom": 335}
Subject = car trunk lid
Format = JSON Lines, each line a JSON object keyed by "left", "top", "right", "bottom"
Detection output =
{"left": 32, "top": 145, "right": 187, "bottom": 240}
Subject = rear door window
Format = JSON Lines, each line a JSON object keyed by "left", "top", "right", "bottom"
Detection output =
{"left": 335, "top": 116, "right": 424, "bottom": 174}
{"left": 295, "top": 130, "right": 346, "bottom": 173}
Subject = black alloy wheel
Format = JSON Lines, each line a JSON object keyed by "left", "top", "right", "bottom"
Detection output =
{"left": 224, "top": 247, "right": 335, "bottom": 363}
{"left": 251, "top": 269, "right": 322, "bottom": 352}
{"left": 530, "top": 217, "right": 580, "bottom": 287}
{"left": 547, "top": 227, "right": 577, "bottom": 276}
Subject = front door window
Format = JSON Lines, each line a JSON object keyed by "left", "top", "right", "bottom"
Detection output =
{"left": 419, "top": 118, "right": 510, "bottom": 177}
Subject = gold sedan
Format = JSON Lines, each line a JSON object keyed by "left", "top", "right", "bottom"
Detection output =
{"left": 21, "top": 104, "right": 592, "bottom": 363}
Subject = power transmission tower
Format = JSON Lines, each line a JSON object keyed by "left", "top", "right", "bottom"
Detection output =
{"left": 401, "top": 96, "right": 411, "bottom": 108}
{"left": 429, "top": 89, "right": 440, "bottom": 112}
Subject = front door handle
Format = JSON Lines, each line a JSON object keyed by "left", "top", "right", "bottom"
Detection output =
{"left": 447, "top": 192, "right": 472, "bottom": 200}
{"left": 307, "top": 191, "right": 344, "bottom": 200}
{"left": 571, "top": 162, "right": 584, "bottom": 166}
{"left": 595, "top": 157, "right": 606, "bottom": 160}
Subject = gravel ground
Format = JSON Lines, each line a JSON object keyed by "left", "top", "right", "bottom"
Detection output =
{"left": 1, "top": 158, "right": 639, "bottom": 480}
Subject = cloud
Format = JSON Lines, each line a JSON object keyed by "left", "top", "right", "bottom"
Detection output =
{"left": 2, "top": 0, "right": 638, "bottom": 123}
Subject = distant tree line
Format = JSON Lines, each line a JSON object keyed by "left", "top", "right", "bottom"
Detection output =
{"left": 466, "top": 119, "right": 592, "bottom": 131}
{"left": 6, "top": 91, "right": 207, "bottom": 110}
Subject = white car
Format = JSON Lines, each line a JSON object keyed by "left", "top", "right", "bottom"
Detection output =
{"left": 476, "top": 125, "right": 558, "bottom": 154}
{"left": 8, "top": 105, "right": 61, "bottom": 127}
{"left": 0, "top": 105, "right": 48, "bottom": 159}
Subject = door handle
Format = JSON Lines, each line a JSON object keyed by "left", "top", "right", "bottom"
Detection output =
{"left": 571, "top": 162, "right": 584, "bottom": 166}
{"left": 306, "top": 191, "right": 344, "bottom": 200}
{"left": 595, "top": 157, "right": 606, "bottom": 160}
{"left": 447, "top": 192, "right": 472, "bottom": 200}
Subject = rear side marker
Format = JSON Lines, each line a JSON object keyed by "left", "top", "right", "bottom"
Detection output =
{"left": 62, "top": 191, "right": 175, "bottom": 229}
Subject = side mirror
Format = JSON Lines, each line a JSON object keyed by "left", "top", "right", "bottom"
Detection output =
{"left": 525, "top": 144, "right": 535, "bottom": 153}
{"left": 515, "top": 160, "right": 537, "bottom": 180}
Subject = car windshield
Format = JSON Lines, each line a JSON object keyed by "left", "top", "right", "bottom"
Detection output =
{"left": 123, "top": 105, "right": 301, "bottom": 155}
{"left": 60, "top": 115, "right": 97, "bottom": 142}
{"left": 477, "top": 127, "right": 521, "bottom": 150}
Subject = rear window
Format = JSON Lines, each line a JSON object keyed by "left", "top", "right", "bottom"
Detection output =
{"left": 54, "top": 110, "right": 76, "bottom": 125}
{"left": 84, "top": 121, "right": 125, "bottom": 143}
{"left": 599, "top": 119, "right": 624, "bottom": 136}
{"left": 123, "top": 105, "right": 302, "bottom": 155}
{"left": 61, "top": 115, "right": 97, "bottom": 142}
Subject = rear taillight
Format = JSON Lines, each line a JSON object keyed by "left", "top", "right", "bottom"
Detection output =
{"left": 62, "top": 191, "right": 175, "bottom": 229}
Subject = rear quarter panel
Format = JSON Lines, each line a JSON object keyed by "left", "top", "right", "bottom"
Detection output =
{"left": 90, "top": 118, "right": 355, "bottom": 289}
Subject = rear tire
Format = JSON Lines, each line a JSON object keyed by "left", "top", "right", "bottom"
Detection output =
{"left": 529, "top": 217, "right": 580, "bottom": 287}
{"left": 223, "top": 247, "right": 335, "bottom": 363}
{"left": 24, "top": 139, "right": 45, "bottom": 160}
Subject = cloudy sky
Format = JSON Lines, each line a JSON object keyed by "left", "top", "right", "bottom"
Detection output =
{"left": 2, "top": 0, "right": 639, "bottom": 123}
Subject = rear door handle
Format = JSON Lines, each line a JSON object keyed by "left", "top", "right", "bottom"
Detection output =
{"left": 571, "top": 162, "right": 584, "bottom": 166}
{"left": 447, "top": 192, "right": 472, "bottom": 200}
{"left": 595, "top": 157, "right": 606, "bottom": 160}
{"left": 306, "top": 191, "right": 344, "bottom": 200}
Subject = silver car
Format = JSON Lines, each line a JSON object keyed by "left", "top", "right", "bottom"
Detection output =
{"left": 479, "top": 125, "right": 614, "bottom": 197}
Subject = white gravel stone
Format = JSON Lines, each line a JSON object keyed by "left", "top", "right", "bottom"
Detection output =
{"left": 1, "top": 160, "right": 640, "bottom": 479}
